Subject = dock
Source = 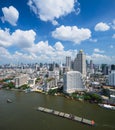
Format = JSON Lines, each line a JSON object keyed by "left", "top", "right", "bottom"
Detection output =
{"left": 37, "top": 106, "right": 95, "bottom": 126}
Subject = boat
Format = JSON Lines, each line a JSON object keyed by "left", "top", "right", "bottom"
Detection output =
{"left": 7, "top": 99, "right": 12, "bottom": 103}
{"left": 98, "top": 103, "right": 115, "bottom": 110}
{"left": 37, "top": 106, "right": 95, "bottom": 126}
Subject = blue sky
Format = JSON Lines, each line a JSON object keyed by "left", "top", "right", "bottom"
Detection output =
{"left": 0, "top": 0, "right": 115, "bottom": 64}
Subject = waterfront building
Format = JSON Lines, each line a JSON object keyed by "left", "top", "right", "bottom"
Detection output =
{"left": 73, "top": 50, "right": 86, "bottom": 77}
{"left": 14, "top": 74, "right": 28, "bottom": 88}
{"left": 109, "top": 71, "right": 115, "bottom": 87}
{"left": 28, "top": 78, "right": 36, "bottom": 88}
{"left": 43, "top": 78, "right": 57, "bottom": 92}
{"left": 63, "top": 71, "right": 86, "bottom": 93}
{"left": 66, "top": 56, "right": 71, "bottom": 70}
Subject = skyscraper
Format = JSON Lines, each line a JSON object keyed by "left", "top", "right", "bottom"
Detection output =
{"left": 66, "top": 56, "right": 71, "bottom": 70}
{"left": 73, "top": 50, "right": 86, "bottom": 77}
{"left": 63, "top": 71, "right": 85, "bottom": 93}
{"left": 90, "top": 60, "right": 94, "bottom": 74}
{"left": 109, "top": 71, "right": 115, "bottom": 87}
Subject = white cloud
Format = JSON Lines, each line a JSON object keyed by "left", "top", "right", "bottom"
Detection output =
{"left": 22, "top": 40, "right": 78, "bottom": 63}
{"left": 0, "top": 44, "right": 115, "bottom": 64}
{"left": 0, "top": 47, "right": 12, "bottom": 63}
{"left": 1, "top": 6, "right": 19, "bottom": 26}
{"left": 94, "top": 22, "right": 110, "bottom": 31}
{"left": 52, "top": 25, "right": 91, "bottom": 44}
{"left": 0, "top": 28, "right": 12, "bottom": 47}
{"left": 112, "top": 34, "right": 115, "bottom": 38}
{"left": 86, "top": 53, "right": 115, "bottom": 64}
{"left": 94, "top": 48, "right": 104, "bottom": 53}
{"left": 0, "top": 28, "right": 36, "bottom": 48}
{"left": 12, "top": 29, "right": 36, "bottom": 48}
{"left": 27, "top": 0, "right": 78, "bottom": 24}
{"left": 54, "top": 42, "right": 64, "bottom": 51}
{"left": 0, "top": 40, "right": 78, "bottom": 64}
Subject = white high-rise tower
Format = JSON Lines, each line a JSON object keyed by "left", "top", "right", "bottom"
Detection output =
{"left": 73, "top": 50, "right": 86, "bottom": 77}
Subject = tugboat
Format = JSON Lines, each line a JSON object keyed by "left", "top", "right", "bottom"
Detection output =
{"left": 7, "top": 99, "right": 12, "bottom": 103}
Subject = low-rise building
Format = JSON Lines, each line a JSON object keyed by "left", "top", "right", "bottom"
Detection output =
{"left": 14, "top": 74, "right": 28, "bottom": 88}
{"left": 43, "top": 78, "right": 57, "bottom": 92}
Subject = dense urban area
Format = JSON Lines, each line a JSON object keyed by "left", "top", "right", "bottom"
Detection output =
{"left": 0, "top": 50, "right": 115, "bottom": 109}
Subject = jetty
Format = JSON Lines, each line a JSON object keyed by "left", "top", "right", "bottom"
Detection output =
{"left": 37, "top": 106, "right": 95, "bottom": 126}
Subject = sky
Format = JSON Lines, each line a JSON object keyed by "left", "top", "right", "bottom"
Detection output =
{"left": 0, "top": 0, "right": 115, "bottom": 65}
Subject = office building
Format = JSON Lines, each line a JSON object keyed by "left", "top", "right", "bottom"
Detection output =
{"left": 63, "top": 71, "right": 86, "bottom": 93}
{"left": 109, "top": 71, "right": 115, "bottom": 87}
{"left": 66, "top": 56, "right": 71, "bottom": 70}
{"left": 73, "top": 50, "right": 86, "bottom": 77}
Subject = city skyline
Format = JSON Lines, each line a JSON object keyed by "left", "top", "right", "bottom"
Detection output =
{"left": 0, "top": 0, "right": 115, "bottom": 64}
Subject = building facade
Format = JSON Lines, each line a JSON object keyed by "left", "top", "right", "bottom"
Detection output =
{"left": 63, "top": 71, "right": 85, "bottom": 93}
{"left": 15, "top": 74, "right": 28, "bottom": 88}
{"left": 109, "top": 71, "right": 115, "bottom": 87}
{"left": 66, "top": 56, "right": 71, "bottom": 70}
{"left": 73, "top": 50, "right": 86, "bottom": 77}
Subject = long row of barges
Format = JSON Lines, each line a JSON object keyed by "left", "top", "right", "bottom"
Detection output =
{"left": 37, "top": 106, "right": 95, "bottom": 126}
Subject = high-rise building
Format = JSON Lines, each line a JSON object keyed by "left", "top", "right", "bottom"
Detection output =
{"left": 90, "top": 60, "right": 94, "bottom": 74}
{"left": 63, "top": 71, "right": 86, "bottom": 93}
{"left": 109, "top": 71, "right": 115, "bottom": 87}
{"left": 66, "top": 56, "right": 71, "bottom": 70}
{"left": 73, "top": 50, "right": 86, "bottom": 77}
{"left": 111, "top": 64, "right": 115, "bottom": 71}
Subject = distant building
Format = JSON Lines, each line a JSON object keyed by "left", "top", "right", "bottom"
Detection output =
{"left": 109, "top": 71, "right": 115, "bottom": 87}
{"left": 73, "top": 50, "right": 86, "bottom": 77}
{"left": 90, "top": 60, "right": 94, "bottom": 74}
{"left": 43, "top": 78, "right": 57, "bottom": 92}
{"left": 66, "top": 56, "right": 71, "bottom": 70}
{"left": 111, "top": 64, "right": 115, "bottom": 71}
{"left": 14, "top": 74, "right": 28, "bottom": 88}
{"left": 63, "top": 71, "right": 86, "bottom": 93}
{"left": 48, "top": 70, "right": 59, "bottom": 80}
{"left": 28, "top": 78, "right": 36, "bottom": 88}
{"left": 102, "top": 64, "right": 109, "bottom": 75}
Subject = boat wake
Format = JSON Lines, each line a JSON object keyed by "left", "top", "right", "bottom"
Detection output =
{"left": 102, "top": 124, "right": 115, "bottom": 129}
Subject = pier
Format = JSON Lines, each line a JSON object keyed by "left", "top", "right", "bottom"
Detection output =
{"left": 37, "top": 106, "right": 95, "bottom": 126}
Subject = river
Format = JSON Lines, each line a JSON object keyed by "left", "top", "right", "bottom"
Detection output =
{"left": 0, "top": 89, "right": 115, "bottom": 130}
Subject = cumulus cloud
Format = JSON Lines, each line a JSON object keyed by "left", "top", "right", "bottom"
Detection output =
{"left": 0, "top": 28, "right": 12, "bottom": 47}
{"left": 86, "top": 53, "right": 115, "bottom": 64}
{"left": 94, "top": 22, "right": 110, "bottom": 31}
{"left": 52, "top": 25, "right": 91, "bottom": 44}
{"left": 1, "top": 6, "right": 19, "bottom": 26}
{"left": 94, "top": 48, "right": 104, "bottom": 53}
{"left": 27, "top": 0, "right": 78, "bottom": 24}
{"left": 0, "top": 40, "right": 78, "bottom": 64}
{"left": 22, "top": 40, "right": 78, "bottom": 62}
{"left": 0, "top": 28, "right": 36, "bottom": 48}
{"left": 54, "top": 42, "right": 64, "bottom": 51}
{"left": 12, "top": 29, "right": 36, "bottom": 48}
